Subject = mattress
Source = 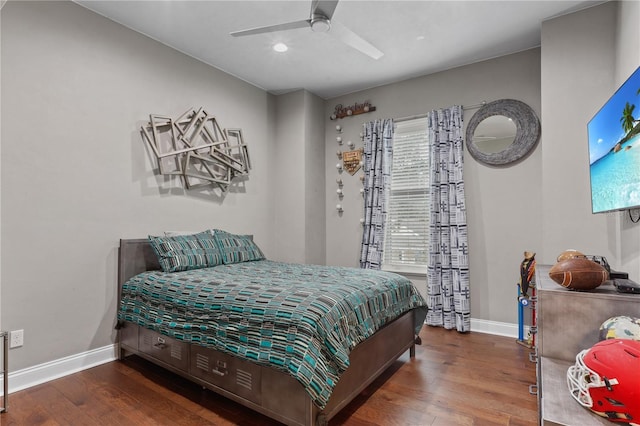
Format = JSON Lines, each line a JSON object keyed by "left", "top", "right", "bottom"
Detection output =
{"left": 119, "top": 260, "right": 427, "bottom": 408}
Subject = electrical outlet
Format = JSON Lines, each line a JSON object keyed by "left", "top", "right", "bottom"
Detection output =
{"left": 10, "top": 329, "right": 24, "bottom": 348}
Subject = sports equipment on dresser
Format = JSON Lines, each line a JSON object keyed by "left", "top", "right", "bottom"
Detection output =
{"left": 548, "top": 257, "right": 609, "bottom": 290}
{"left": 599, "top": 316, "right": 640, "bottom": 341}
{"left": 556, "top": 249, "right": 584, "bottom": 262}
{"left": 567, "top": 339, "right": 640, "bottom": 425}
{"left": 229, "top": 0, "right": 384, "bottom": 59}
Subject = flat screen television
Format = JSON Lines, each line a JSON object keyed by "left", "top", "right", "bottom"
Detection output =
{"left": 588, "top": 66, "right": 640, "bottom": 214}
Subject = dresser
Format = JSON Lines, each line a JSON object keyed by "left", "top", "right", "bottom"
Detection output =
{"left": 536, "top": 265, "right": 640, "bottom": 425}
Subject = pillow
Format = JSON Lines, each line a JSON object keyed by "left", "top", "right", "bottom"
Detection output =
{"left": 163, "top": 231, "right": 197, "bottom": 237}
{"left": 148, "top": 231, "right": 224, "bottom": 272}
{"left": 213, "top": 230, "right": 265, "bottom": 264}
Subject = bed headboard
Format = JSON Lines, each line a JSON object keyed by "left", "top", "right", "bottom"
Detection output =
{"left": 117, "top": 234, "right": 255, "bottom": 288}
{"left": 117, "top": 238, "right": 160, "bottom": 287}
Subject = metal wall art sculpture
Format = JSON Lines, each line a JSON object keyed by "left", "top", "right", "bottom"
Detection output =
{"left": 141, "top": 107, "right": 251, "bottom": 192}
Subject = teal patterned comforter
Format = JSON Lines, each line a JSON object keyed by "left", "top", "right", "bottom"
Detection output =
{"left": 119, "top": 260, "right": 427, "bottom": 408}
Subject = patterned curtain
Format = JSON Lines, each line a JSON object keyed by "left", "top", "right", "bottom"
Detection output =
{"left": 360, "top": 119, "right": 394, "bottom": 270}
{"left": 426, "top": 106, "right": 470, "bottom": 332}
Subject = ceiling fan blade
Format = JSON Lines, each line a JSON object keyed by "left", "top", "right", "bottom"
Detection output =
{"left": 230, "top": 19, "right": 310, "bottom": 37}
{"left": 329, "top": 21, "right": 384, "bottom": 60}
{"left": 311, "top": 0, "right": 340, "bottom": 20}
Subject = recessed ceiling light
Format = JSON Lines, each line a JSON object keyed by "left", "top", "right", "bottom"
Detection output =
{"left": 273, "top": 43, "right": 288, "bottom": 53}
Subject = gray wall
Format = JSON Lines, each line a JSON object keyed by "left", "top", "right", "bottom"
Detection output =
{"left": 271, "top": 91, "right": 307, "bottom": 263}
{"left": 303, "top": 92, "right": 327, "bottom": 265}
{"left": 540, "top": 2, "right": 618, "bottom": 266}
{"left": 270, "top": 90, "right": 326, "bottom": 265}
{"left": 324, "top": 49, "right": 543, "bottom": 324}
{"left": 540, "top": 0, "right": 640, "bottom": 282}
{"left": 1, "top": 1, "right": 278, "bottom": 371}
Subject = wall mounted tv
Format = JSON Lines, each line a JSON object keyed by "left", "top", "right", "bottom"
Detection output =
{"left": 588, "top": 66, "right": 640, "bottom": 214}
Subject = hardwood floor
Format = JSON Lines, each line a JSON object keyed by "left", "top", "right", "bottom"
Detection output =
{"left": 2, "top": 326, "right": 538, "bottom": 425}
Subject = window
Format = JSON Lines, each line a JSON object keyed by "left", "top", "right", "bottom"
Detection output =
{"left": 383, "top": 118, "right": 430, "bottom": 274}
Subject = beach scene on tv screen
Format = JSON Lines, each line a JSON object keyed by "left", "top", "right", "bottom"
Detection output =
{"left": 589, "top": 66, "right": 640, "bottom": 213}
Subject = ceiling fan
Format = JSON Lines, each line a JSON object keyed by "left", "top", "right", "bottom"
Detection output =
{"left": 230, "top": 0, "right": 384, "bottom": 60}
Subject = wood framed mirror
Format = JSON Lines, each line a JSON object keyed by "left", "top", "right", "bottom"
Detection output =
{"left": 466, "top": 99, "right": 540, "bottom": 166}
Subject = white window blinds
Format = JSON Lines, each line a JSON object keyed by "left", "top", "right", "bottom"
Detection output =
{"left": 383, "top": 118, "right": 430, "bottom": 273}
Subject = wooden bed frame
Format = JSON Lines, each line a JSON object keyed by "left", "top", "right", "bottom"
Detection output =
{"left": 117, "top": 238, "right": 418, "bottom": 426}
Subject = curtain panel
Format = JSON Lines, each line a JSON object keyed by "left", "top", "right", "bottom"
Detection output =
{"left": 360, "top": 119, "right": 394, "bottom": 270}
{"left": 426, "top": 106, "right": 470, "bottom": 332}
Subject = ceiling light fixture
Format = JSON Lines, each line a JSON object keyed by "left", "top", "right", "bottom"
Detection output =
{"left": 273, "top": 42, "right": 288, "bottom": 52}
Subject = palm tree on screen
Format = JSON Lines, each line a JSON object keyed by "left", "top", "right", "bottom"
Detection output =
{"left": 620, "top": 101, "right": 636, "bottom": 134}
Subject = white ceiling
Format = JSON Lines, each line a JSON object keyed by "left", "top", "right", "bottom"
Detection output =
{"left": 75, "top": 0, "right": 602, "bottom": 99}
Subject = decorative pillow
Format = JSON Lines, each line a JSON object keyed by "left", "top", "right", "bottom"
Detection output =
{"left": 163, "top": 231, "right": 197, "bottom": 237}
{"left": 213, "top": 230, "right": 265, "bottom": 264}
{"left": 148, "top": 231, "right": 224, "bottom": 272}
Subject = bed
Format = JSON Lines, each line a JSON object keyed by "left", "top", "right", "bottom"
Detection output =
{"left": 116, "top": 233, "right": 427, "bottom": 426}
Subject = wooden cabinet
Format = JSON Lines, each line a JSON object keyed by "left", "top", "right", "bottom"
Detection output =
{"left": 536, "top": 265, "right": 640, "bottom": 425}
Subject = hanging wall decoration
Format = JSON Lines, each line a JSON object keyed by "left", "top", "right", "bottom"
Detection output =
{"left": 342, "top": 148, "right": 363, "bottom": 175}
{"left": 330, "top": 101, "right": 376, "bottom": 120}
{"left": 141, "top": 107, "right": 250, "bottom": 192}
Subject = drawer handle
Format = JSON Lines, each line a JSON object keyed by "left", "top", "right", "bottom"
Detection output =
{"left": 211, "top": 367, "right": 227, "bottom": 376}
{"left": 154, "top": 337, "right": 167, "bottom": 349}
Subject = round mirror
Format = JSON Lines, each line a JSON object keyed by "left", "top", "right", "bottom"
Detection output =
{"left": 466, "top": 99, "right": 540, "bottom": 166}
{"left": 472, "top": 115, "right": 517, "bottom": 153}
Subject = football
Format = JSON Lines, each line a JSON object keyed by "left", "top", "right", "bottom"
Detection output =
{"left": 556, "top": 249, "right": 585, "bottom": 262}
{"left": 548, "top": 257, "right": 609, "bottom": 290}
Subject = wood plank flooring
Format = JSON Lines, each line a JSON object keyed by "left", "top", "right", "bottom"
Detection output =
{"left": 2, "top": 326, "right": 538, "bottom": 425}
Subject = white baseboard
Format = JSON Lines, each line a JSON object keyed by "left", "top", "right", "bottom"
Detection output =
{"left": 470, "top": 318, "right": 529, "bottom": 339}
{"left": 0, "top": 344, "right": 117, "bottom": 395}
{"left": 0, "top": 319, "right": 528, "bottom": 396}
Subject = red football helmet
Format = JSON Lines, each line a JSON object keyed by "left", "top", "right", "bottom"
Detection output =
{"left": 567, "top": 339, "right": 640, "bottom": 424}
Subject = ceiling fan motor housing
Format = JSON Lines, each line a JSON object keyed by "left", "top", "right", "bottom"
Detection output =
{"left": 310, "top": 15, "right": 331, "bottom": 32}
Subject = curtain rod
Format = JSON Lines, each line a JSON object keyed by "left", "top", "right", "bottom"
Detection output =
{"left": 463, "top": 101, "right": 487, "bottom": 111}
{"left": 394, "top": 112, "right": 429, "bottom": 123}
{"left": 394, "top": 101, "right": 487, "bottom": 123}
